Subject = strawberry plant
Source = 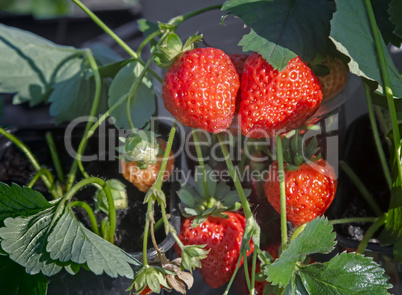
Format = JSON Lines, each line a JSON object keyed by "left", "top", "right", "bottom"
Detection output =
{"left": 0, "top": 0, "right": 401, "bottom": 294}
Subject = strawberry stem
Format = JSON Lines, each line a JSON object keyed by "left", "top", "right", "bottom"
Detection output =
{"left": 63, "top": 177, "right": 116, "bottom": 243}
{"left": 0, "top": 128, "right": 58, "bottom": 199}
{"left": 356, "top": 215, "right": 386, "bottom": 254}
{"left": 223, "top": 254, "right": 243, "bottom": 295}
{"left": 192, "top": 129, "right": 210, "bottom": 201}
{"left": 339, "top": 161, "right": 383, "bottom": 216}
{"left": 276, "top": 135, "right": 288, "bottom": 251}
{"left": 329, "top": 217, "right": 377, "bottom": 225}
{"left": 142, "top": 200, "right": 154, "bottom": 265}
{"left": 363, "top": 0, "right": 402, "bottom": 190}
{"left": 217, "top": 133, "right": 253, "bottom": 219}
{"left": 70, "top": 201, "right": 100, "bottom": 236}
{"left": 154, "top": 121, "right": 178, "bottom": 189}
{"left": 45, "top": 132, "right": 65, "bottom": 184}
{"left": 27, "top": 168, "right": 54, "bottom": 190}
{"left": 364, "top": 82, "right": 392, "bottom": 190}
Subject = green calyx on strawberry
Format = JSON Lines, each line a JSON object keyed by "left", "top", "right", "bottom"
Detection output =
{"left": 129, "top": 256, "right": 194, "bottom": 295}
{"left": 154, "top": 32, "right": 203, "bottom": 68}
{"left": 265, "top": 133, "right": 338, "bottom": 227}
{"left": 239, "top": 53, "right": 323, "bottom": 138}
{"left": 118, "top": 128, "right": 162, "bottom": 169}
{"left": 174, "top": 165, "right": 254, "bottom": 288}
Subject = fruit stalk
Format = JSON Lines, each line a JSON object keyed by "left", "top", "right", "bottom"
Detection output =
{"left": 142, "top": 200, "right": 154, "bottom": 265}
{"left": 154, "top": 121, "right": 178, "bottom": 189}
{"left": 363, "top": 0, "right": 402, "bottom": 187}
{"left": 276, "top": 135, "right": 288, "bottom": 251}
{"left": 45, "top": 132, "right": 65, "bottom": 183}
{"left": 217, "top": 134, "right": 253, "bottom": 219}
{"left": 0, "top": 128, "right": 58, "bottom": 199}
{"left": 63, "top": 177, "right": 116, "bottom": 243}
{"left": 357, "top": 215, "right": 386, "bottom": 254}
{"left": 192, "top": 129, "right": 210, "bottom": 200}
{"left": 328, "top": 217, "right": 377, "bottom": 225}
{"left": 70, "top": 201, "right": 100, "bottom": 235}
{"left": 364, "top": 82, "right": 392, "bottom": 189}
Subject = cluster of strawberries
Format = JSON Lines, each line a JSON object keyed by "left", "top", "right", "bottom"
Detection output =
{"left": 125, "top": 45, "right": 347, "bottom": 293}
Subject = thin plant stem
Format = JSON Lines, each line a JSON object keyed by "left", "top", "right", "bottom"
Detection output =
{"left": 242, "top": 251, "right": 251, "bottom": 292}
{"left": 154, "top": 121, "right": 178, "bottom": 189}
{"left": 28, "top": 168, "right": 54, "bottom": 190}
{"left": 217, "top": 133, "right": 253, "bottom": 219}
{"left": 357, "top": 215, "right": 386, "bottom": 254}
{"left": 363, "top": 0, "right": 402, "bottom": 188}
{"left": 63, "top": 177, "right": 116, "bottom": 243}
{"left": 223, "top": 254, "right": 243, "bottom": 295}
{"left": 149, "top": 204, "right": 164, "bottom": 263}
{"left": 192, "top": 129, "right": 210, "bottom": 201}
{"left": 125, "top": 54, "right": 157, "bottom": 130}
{"left": 339, "top": 161, "right": 383, "bottom": 216}
{"left": 142, "top": 200, "right": 154, "bottom": 265}
{"left": 0, "top": 128, "right": 58, "bottom": 199}
{"left": 137, "top": 30, "right": 161, "bottom": 57}
{"left": 70, "top": 201, "right": 99, "bottom": 235}
{"left": 364, "top": 82, "right": 392, "bottom": 189}
{"left": 329, "top": 217, "right": 377, "bottom": 225}
{"left": 276, "top": 135, "right": 288, "bottom": 251}
{"left": 45, "top": 132, "right": 65, "bottom": 183}
{"left": 77, "top": 50, "right": 102, "bottom": 180}
{"left": 72, "top": 0, "right": 138, "bottom": 59}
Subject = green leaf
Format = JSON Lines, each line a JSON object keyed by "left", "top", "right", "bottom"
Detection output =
{"left": 298, "top": 252, "right": 392, "bottom": 294}
{"left": 330, "top": 0, "right": 402, "bottom": 99}
{"left": 372, "top": 0, "right": 402, "bottom": 46}
{"left": 47, "top": 205, "right": 139, "bottom": 278}
{"left": 389, "top": 0, "right": 402, "bottom": 39}
{"left": 0, "top": 255, "right": 48, "bottom": 295}
{"left": 90, "top": 43, "right": 122, "bottom": 66}
{"left": 48, "top": 55, "right": 109, "bottom": 124}
{"left": 137, "top": 18, "right": 160, "bottom": 37}
{"left": 223, "top": 0, "right": 336, "bottom": 70}
{"left": 108, "top": 61, "right": 156, "bottom": 130}
{"left": 97, "top": 58, "right": 134, "bottom": 79}
{"left": 267, "top": 217, "right": 336, "bottom": 287}
{"left": 0, "top": 182, "right": 51, "bottom": 222}
{"left": 0, "top": 24, "right": 79, "bottom": 106}
{"left": 0, "top": 193, "right": 140, "bottom": 278}
{"left": 0, "top": 205, "right": 65, "bottom": 276}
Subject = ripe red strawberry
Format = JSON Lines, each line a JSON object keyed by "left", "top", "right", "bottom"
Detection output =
{"left": 265, "top": 158, "right": 337, "bottom": 227}
{"left": 175, "top": 212, "right": 254, "bottom": 288}
{"left": 314, "top": 57, "right": 349, "bottom": 101}
{"left": 229, "top": 53, "right": 249, "bottom": 113}
{"left": 121, "top": 138, "right": 174, "bottom": 193}
{"left": 162, "top": 47, "right": 240, "bottom": 133}
{"left": 239, "top": 53, "right": 323, "bottom": 138}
